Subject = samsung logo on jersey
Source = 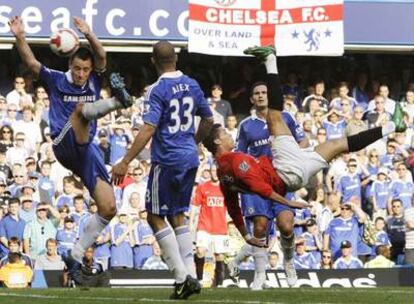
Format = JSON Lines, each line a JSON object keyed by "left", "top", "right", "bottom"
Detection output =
{"left": 63, "top": 95, "right": 96, "bottom": 103}
{"left": 253, "top": 138, "right": 270, "bottom": 147}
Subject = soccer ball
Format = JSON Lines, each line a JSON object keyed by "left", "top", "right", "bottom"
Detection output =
{"left": 50, "top": 28, "right": 79, "bottom": 57}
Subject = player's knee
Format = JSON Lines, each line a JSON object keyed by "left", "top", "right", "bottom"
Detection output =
{"left": 253, "top": 224, "right": 267, "bottom": 238}
{"left": 277, "top": 212, "right": 294, "bottom": 235}
{"left": 99, "top": 202, "right": 117, "bottom": 220}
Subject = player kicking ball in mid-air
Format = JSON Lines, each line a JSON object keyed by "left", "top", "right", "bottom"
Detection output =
{"left": 112, "top": 41, "right": 214, "bottom": 299}
{"left": 9, "top": 16, "right": 133, "bottom": 262}
{"left": 202, "top": 46, "right": 406, "bottom": 287}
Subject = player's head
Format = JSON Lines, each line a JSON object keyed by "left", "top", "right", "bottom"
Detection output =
{"left": 69, "top": 47, "right": 94, "bottom": 87}
{"left": 151, "top": 41, "right": 177, "bottom": 73}
{"left": 202, "top": 124, "right": 234, "bottom": 156}
{"left": 250, "top": 81, "right": 268, "bottom": 109}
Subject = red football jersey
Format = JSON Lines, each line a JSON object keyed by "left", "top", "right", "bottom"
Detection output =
{"left": 193, "top": 181, "right": 228, "bottom": 235}
{"left": 216, "top": 152, "right": 286, "bottom": 231}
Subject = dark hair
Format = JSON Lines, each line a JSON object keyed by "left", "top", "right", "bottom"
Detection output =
{"left": 74, "top": 194, "right": 84, "bottom": 201}
{"left": 376, "top": 245, "right": 388, "bottom": 256}
{"left": 250, "top": 81, "right": 267, "bottom": 97}
{"left": 202, "top": 124, "right": 223, "bottom": 155}
{"left": 8, "top": 252, "right": 21, "bottom": 264}
{"left": 8, "top": 197, "right": 20, "bottom": 206}
{"left": 70, "top": 47, "right": 94, "bottom": 66}
{"left": 8, "top": 236, "right": 20, "bottom": 245}
{"left": 0, "top": 125, "right": 14, "bottom": 141}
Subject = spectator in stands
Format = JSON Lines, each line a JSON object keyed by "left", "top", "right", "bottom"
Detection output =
{"left": 64, "top": 247, "right": 110, "bottom": 287}
{"left": 302, "top": 80, "right": 329, "bottom": 113}
{"left": 320, "top": 250, "right": 333, "bottom": 269}
{"left": 367, "top": 84, "right": 396, "bottom": 115}
{"left": 319, "top": 192, "right": 340, "bottom": 234}
{"left": 324, "top": 202, "right": 367, "bottom": 260}
{"left": 209, "top": 84, "right": 233, "bottom": 120}
{"left": 322, "top": 110, "right": 347, "bottom": 141}
{"left": 110, "top": 213, "right": 133, "bottom": 269}
{"left": 388, "top": 163, "right": 414, "bottom": 211}
{"left": 293, "top": 238, "right": 318, "bottom": 269}
{"left": 267, "top": 251, "right": 282, "bottom": 270}
{"left": 4, "top": 103, "right": 18, "bottom": 127}
{"left": 336, "top": 159, "right": 362, "bottom": 205}
{"left": 132, "top": 210, "right": 154, "bottom": 269}
{"left": 12, "top": 105, "right": 42, "bottom": 152}
{"left": 371, "top": 168, "right": 391, "bottom": 219}
{"left": 6, "top": 76, "right": 33, "bottom": 110}
{"left": 352, "top": 72, "right": 369, "bottom": 110}
{"left": 403, "top": 205, "right": 414, "bottom": 265}
{"left": 373, "top": 217, "right": 391, "bottom": 255}
{"left": 366, "top": 95, "right": 391, "bottom": 129}
{"left": 23, "top": 202, "right": 60, "bottom": 259}
{"left": 330, "top": 82, "right": 358, "bottom": 113}
{"left": 19, "top": 196, "right": 35, "bottom": 223}
{"left": 0, "top": 237, "right": 33, "bottom": 268}
{"left": 55, "top": 176, "right": 77, "bottom": 209}
{"left": 0, "top": 198, "right": 25, "bottom": 259}
{"left": 403, "top": 89, "right": 414, "bottom": 122}
{"left": 225, "top": 115, "right": 238, "bottom": 142}
{"left": 35, "top": 238, "right": 65, "bottom": 270}
{"left": 97, "top": 129, "right": 111, "bottom": 165}
{"left": 70, "top": 195, "right": 88, "bottom": 225}
{"left": 109, "top": 121, "right": 129, "bottom": 165}
{"left": 0, "top": 252, "right": 32, "bottom": 288}
{"left": 38, "top": 160, "right": 55, "bottom": 204}
{"left": 94, "top": 226, "right": 111, "bottom": 270}
{"left": 56, "top": 216, "right": 77, "bottom": 258}
{"left": 122, "top": 166, "right": 147, "bottom": 211}
{"left": 333, "top": 240, "right": 363, "bottom": 269}
{"left": 0, "top": 125, "right": 14, "bottom": 153}
{"left": 302, "top": 219, "right": 323, "bottom": 263}
{"left": 6, "top": 132, "right": 29, "bottom": 166}
{"left": 142, "top": 242, "right": 168, "bottom": 270}
{"left": 346, "top": 106, "right": 367, "bottom": 136}
{"left": 364, "top": 245, "right": 395, "bottom": 268}
{"left": 386, "top": 199, "right": 406, "bottom": 263}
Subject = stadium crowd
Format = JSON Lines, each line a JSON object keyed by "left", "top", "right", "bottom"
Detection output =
{"left": 0, "top": 51, "right": 413, "bottom": 287}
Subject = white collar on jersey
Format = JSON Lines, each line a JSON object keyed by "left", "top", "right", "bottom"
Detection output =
{"left": 250, "top": 109, "right": 267, "bottom": 123}
{"left": 159, "top": 70, "right": 183, "bottom": 79}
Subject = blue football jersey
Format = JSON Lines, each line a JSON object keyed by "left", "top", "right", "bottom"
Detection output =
{"left": 143, "top": 71, "right": 212, "bottom": 168}
{"left": 236, "top": 110, "right": 304, "bottom": 157}
{"left": 39, "top": 66, "right": 101, "bottom": 140}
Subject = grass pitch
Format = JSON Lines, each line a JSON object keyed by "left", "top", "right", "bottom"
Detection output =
{"left": 0, "top": 287, "right": 412, "bottom": 304}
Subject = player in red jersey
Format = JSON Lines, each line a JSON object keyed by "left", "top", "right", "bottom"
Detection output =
{"left": 202, "top": 46, "right": 406, "bottom": 287}
{"left": 190, "top": 164, "right": 228, "bottom": 287}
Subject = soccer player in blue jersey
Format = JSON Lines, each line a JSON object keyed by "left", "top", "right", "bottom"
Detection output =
{"left": 228, "top": 56, "right": 308, "bottom": 289}
{"left": 112, "top": 41, "right": 214, "bottom": 299}
{"left": 9, "top": 16, "right": 132, "bottom": 262}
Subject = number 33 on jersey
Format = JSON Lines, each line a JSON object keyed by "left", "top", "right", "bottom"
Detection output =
{"left": 142, "top": 71, "right": 213, "bottom": 169}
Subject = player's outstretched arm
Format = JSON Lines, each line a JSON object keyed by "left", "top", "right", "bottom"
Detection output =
{"left": 111, "top": 123, "right": 156, "bottom": 185}
{"left": 73, "top": 17, "right": 106, "bottom": 71}
{"left": 9, "top": 16, "right": 41, "bottom": 77}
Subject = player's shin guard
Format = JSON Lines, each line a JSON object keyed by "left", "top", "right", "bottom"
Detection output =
{"left": 194, "top": 255, "right": 205, "bottom": 281}
{"left": 280, "top": 233, "right": 295, "bottom": 260}
{"left": 73, "top": 213, "right": 109, "bottom": 262}
{"left": 155, "top": 227, "right": 187, "bottom": 283}
{"left": 347, "top": 127, "right": 383, "bottom": 152}
{"left": 214, "top": 260, "right": 225, "bottom": 286}
{"left": 175, "top": 225, "right": 197, "bottom": 278}
{"left": 81, "top": 97, "right": 123, "bottom": 121}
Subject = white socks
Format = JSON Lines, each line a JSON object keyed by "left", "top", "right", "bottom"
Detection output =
{"left": 174, "top": 225, "right": 196, "bottom": 278}
{"left": 265, "top": 54, "right": 278, "bottom": 75}
{"left": 155, "top": 227, "right": 187, "bottom": 284}
{"left": 81, "top": 97, "right": 123, "bottom": 121}
{"left": 234, "top": 244, "right": 253, "bottom": 265}
{"left": 252, "top": 246, "right": 267, "bottom": 284}
{"left": 382, "top": 121, "right": 396, "bottom": 136}
{"left": 73, "top": 213, "right": 109, "bottom": 262}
